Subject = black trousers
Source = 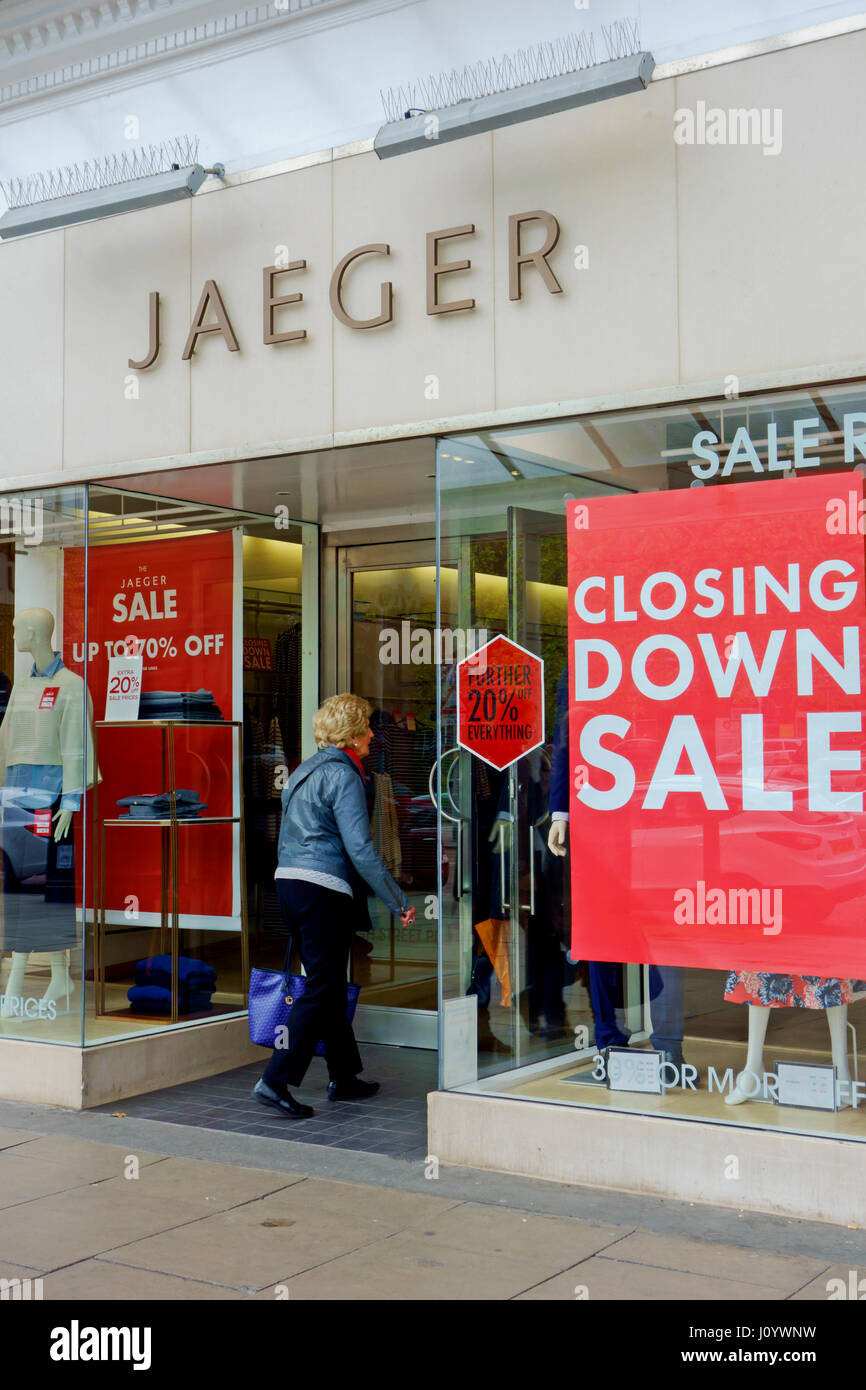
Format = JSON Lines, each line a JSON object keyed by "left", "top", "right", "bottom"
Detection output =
{"left": 263, "top": 878, "right": 362, "bottom": 1090}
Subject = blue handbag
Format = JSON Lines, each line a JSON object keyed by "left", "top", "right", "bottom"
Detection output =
{"left": 248, "top": 967, "right": 361, "bottom": 1054}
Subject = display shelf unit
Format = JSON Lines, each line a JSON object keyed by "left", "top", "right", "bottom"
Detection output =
{"left": 91, "top": 719, "right": 249, "bottom": 1024}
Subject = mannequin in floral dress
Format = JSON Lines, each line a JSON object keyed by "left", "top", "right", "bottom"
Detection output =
{"left": 723, "top": 971, "right": 866, "bottom": 1105}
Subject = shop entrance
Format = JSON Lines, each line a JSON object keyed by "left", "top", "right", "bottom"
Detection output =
{"left": 337, "top": 539, "right": 447, "bottom": 1049}
{"left": 436, "top": 439, "right": 650, "bottom": 1083}
{"left": 111, "top": 438, "right": 442, "bottom": 1058}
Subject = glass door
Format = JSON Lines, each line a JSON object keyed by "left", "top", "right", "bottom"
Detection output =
{"left": 436, "top": 438, "right": 645, "bottom": 1084}
{"left": 338, "top": 539, "right": 459, "bottom": 1047}
{"left": 502, "top": 505, "right": 568, "bottom": 1068}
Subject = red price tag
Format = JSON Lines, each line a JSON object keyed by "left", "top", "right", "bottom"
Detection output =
{"left": 33, "top": 809, "right": 52, "bottom": 837}
{"left": 39, "top": 687, "right": 59, "bottom": 710}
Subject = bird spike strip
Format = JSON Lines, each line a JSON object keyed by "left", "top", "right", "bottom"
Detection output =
{"left": 379, "top": 19, "right": 642, "bottom": 123}
{"left": 1, "top": 134, "right": 200, "bottom": 210}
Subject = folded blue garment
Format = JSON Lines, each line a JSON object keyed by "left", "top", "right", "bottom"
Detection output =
{"left": 136, "top": 954, "right": 217, "bottom": 984}
{"left": 118, "top": 790, "right": 202, "bottom": 807}
{"left": 140, "top": 690, "right": 217, "bottom": 701}
{"left": 134, "top": 970, "right": 215, "bottom": 994}
{"left": 127, "top": 985, "right": 214, "bottom": 1014}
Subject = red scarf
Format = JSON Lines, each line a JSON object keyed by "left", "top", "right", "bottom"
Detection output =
{"left": 343, "top": 747, "right": 366, "bottom": 777}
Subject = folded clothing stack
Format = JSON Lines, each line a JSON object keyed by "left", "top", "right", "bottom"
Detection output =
{"left": 139, "top": 689, "right": 224, "bottom": 721}
{"left": 116, "top": 789, "right": 208, "bottom": 820}
{"left": 127, "top": 954, "right": 218, "bottom": 1015}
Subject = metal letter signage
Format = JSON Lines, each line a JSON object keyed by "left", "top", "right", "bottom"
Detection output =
{"left": 127, "top": 209, "right": 564, "bottom": 367}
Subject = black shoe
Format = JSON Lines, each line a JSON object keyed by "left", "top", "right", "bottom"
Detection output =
{"left": 253, "top": 1079, "right": 314, "bottom": 1118}
{"left": 327, "top": 1078, "right": 380, "bottom": 1101}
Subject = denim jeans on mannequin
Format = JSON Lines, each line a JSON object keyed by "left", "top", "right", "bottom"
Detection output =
{"left": 648, "top": 965, "right": 685, "bottom": 1057}
{"left": 589, "top": 962, "right": 685, "bottom": 1056}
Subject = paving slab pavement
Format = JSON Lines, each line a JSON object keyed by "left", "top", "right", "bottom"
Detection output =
{"left": 0, "top": 1105, "right": 861, "bottom": 1301}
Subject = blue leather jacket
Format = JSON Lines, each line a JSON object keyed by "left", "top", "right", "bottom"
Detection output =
{"left": 277, "top": 746, "right": 409, "bottom": 915}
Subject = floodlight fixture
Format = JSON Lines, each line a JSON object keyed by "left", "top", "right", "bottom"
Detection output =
{"left": 0, "top": 137, "right": 224, "bottom": 240}
{"left": 375, "top": 20, "right": 654, "bottom": 159}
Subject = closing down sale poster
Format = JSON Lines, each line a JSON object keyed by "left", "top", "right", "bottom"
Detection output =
{"left": 566, "top": 472, "right": 866, "bottom": 978}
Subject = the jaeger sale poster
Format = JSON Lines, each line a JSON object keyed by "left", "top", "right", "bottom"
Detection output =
{"left": 64, "top": 530, "right": 240, "bottom": 927}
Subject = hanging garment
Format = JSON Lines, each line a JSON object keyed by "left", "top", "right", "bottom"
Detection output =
{"left": 265, "top": 716, "right": 287, "bottom": 799}
{"left": 274, "top": 623, "right": 302, "bottom": 768}
{"left": 475, "top": 761, "right": 491, "bottom": 801}
{"left": 247, "top": 709, "right": 266, "bottom": 800}
{"left": 371, "top": 771, "right": 401, "bottom": 879}
{"left": 263, "top": 715, "right": 287, "bottom": 842}
{"left": 243, "top": 706, "right": 269, "bottom": 861}
{"left": 474, "top": 917, "right": 512, "bottom": 1007}
{"left": 724, "top": 972, "right": 866, "bottom": 1008}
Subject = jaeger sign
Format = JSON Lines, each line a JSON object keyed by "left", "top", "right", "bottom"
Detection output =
{"left": 127, "top": 210, "right": 564, "bottom": 369}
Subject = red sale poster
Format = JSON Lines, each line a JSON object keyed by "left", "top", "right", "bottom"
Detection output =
{"left": 64, "top": 531, "right": 240, "bottom": 926}
{"left": 567, "top": 472, "right": 866, "bottom": 977}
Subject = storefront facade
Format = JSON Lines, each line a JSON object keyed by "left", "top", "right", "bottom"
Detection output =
{"left": 2, "top": 24, "right": 866, "bottom": 1220}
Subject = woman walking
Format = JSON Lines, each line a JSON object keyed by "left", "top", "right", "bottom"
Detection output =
{"left": 253, "top": 693, "right": 415, "bottom": 1118}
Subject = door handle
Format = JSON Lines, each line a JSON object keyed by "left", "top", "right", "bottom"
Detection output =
{"left": 429, "top": 747, "right": 467, "bottom": 899}
{"left": 428, "top": 746, "right": 464, "bottom": 819}
{"left": 526, "top": 749, "right": 552, "bottom": 916}
{"left": 529, "top": 823, "right": 535, "bottom": 917}
{"left": 491, "top": 818, "right": 512, "bottom": 912}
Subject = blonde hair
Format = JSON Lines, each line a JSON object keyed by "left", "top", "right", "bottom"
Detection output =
{"left": 312, "top": 693, "right": 372, "bottom": 749}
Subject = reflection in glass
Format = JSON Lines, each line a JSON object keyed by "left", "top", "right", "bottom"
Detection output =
{"left": 436, "top": 381, "right": 866, "bottom": 1140}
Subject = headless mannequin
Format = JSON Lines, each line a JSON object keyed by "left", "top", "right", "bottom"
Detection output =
{"left": 726, "top": 1002, "right": 851, "bottom": 1105}
{"left": 15, "top": 610, "right": 73, "bottom": 845}
{"left": 1, "top": 608, "right": 76, "bottom": 1014}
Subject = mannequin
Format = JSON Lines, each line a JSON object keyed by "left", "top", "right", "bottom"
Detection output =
{"left": 0, "top": 608, "right": 96, "bottom": 1017}
{"left": 724, "top": 971, "right": 863, "bottom": 1105}
{"left": 546, "top": 669, "right": 686, "bottom": 1063}
{"left": 485, "top": 748, "right": 567, "bottom": 1038}
{"left": 725, "top": 1003, "right": 852, "bottom": 1105}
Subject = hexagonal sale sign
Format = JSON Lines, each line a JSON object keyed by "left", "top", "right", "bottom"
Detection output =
{"left": 457, "top": 635, "right": 545, "bottom": 770}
